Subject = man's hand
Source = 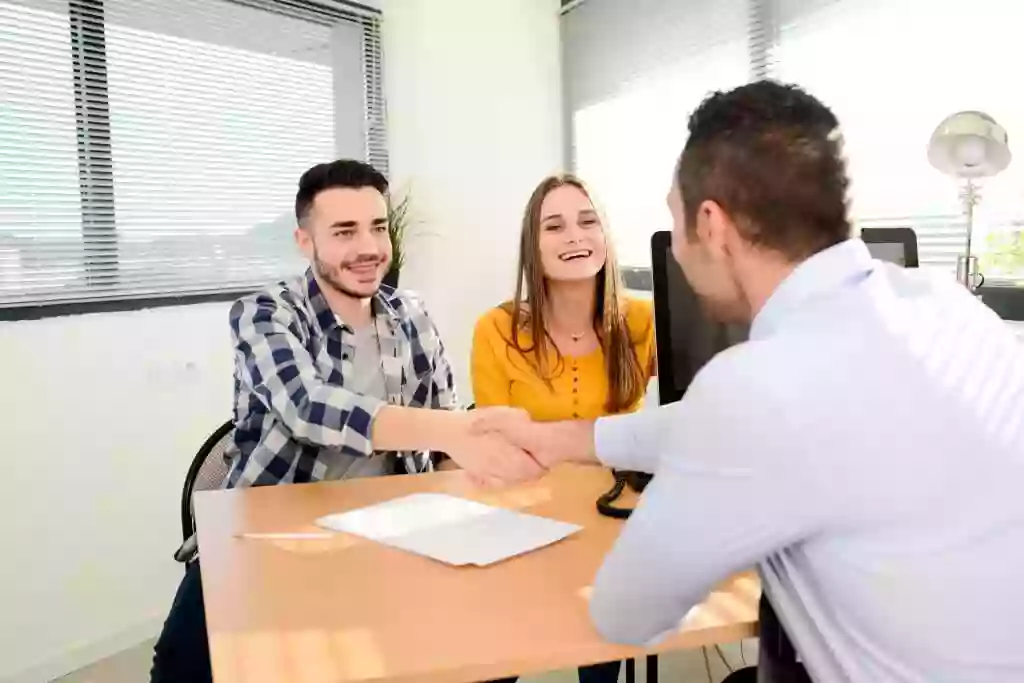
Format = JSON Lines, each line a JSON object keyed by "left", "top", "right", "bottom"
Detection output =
{"left": 468, "top": 406, "right": 550, "bottom": 463}
{"left": 442, "top": 408, "right": 546, "bottom": 485}
{"left": 470, "top": 407, "right": 598, "bottom": 468}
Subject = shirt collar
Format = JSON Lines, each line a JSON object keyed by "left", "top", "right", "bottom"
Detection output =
{"left": 304, "top": 267, "right": 402, "bottom": 332}
{"left": 750, "top": 238, "right": 875, "bottom": 340}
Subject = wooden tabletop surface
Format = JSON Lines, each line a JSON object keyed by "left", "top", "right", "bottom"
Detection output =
{"left": 195, "top": 464, "right": 760, "bottom": 683}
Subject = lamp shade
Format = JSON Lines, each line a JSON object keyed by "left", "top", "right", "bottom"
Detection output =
{"left": 928, "top": 111, "right": 1011, "bottom": 179}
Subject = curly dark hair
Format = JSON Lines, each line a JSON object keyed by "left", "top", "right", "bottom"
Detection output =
{"left": 676, "top": 80, "right": 851, "bottom": 259}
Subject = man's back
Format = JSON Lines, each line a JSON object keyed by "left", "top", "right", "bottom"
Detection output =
{"left": 587, "top": 240, "right": 1024, "bottom": 683}
{"left": 747, "top": 247, "right": 1024, "bottom": 681}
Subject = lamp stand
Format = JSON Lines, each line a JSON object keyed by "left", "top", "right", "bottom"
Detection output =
{"left": 956, "top": 180, "right": 985, "bottom": 293}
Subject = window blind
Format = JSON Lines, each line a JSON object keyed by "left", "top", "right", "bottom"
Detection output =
{"left": 771, "top": 0, "right": 1024, "bottom": 281}
{"left": 0, "top": 0, "right": 386, "bottom": 314}
{"left": 562, "top": 0, "right": 1024, "bottom": 285}
{"left": 561, "top": 0, "right": 750, "bottom": 268}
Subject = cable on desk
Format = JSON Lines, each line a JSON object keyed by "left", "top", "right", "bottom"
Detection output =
{"left": 596, "top": 470, "right": 652, "bottom": 519}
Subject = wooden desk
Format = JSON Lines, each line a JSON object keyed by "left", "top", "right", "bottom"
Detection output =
{"left": 195, "top": 465, "right": 759, "bottom": 683}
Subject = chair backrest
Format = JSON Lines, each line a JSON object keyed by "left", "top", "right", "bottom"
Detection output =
{"left": 180, "top": 420, "right": 235, "bottom": 543}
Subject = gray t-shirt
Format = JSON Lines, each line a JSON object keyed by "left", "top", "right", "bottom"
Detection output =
{"left": 321, "top": 324, "right": 390, "bottom": 480}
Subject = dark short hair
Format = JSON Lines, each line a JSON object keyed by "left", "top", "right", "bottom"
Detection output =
{"left": 295, "top": 159, "right": 388, "bottom": 225}
{"left": 676, "top": 80, "right": 851, "bottom": 259}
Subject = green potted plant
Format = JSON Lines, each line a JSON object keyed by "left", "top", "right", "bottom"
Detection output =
{"left": 384, "top": 191, "right": 411, "bottom": 288}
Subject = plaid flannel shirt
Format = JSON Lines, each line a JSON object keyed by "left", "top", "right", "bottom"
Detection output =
{"left": 223, "top": 268, "right": 458, "bottom": 487}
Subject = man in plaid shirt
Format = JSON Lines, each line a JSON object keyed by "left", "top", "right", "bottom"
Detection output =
{"left": 151, "top": 159, "right": 542, "bottom": 683}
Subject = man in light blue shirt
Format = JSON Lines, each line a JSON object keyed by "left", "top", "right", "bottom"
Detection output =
{"left": 476, "top": 81, "right": 1024, "bottom": 682}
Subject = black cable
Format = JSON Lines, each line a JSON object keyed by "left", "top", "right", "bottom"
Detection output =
{"left": 596, "top": 471, "right": 632, "bottom": 519}
{"left": 715, "top": 644, "right": 734, "bottom": 673}
{"left": 701, "top": 646, "right": 713, "bottom": 683}
{"left": 596, "top": 470, "right": 652, "bottom": 519}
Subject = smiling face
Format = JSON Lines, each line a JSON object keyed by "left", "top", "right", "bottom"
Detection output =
{"left": 536, "top": 184, "right": 608, "bottom": 283}
{"left": 294, "top": 186, "right": 392, "bottom": 299}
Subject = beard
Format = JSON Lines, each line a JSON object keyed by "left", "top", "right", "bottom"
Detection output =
{"left": 313, "top": 248, "right": 388, "bottom": 299}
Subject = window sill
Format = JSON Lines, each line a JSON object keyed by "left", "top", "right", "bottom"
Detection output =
{"left": 0, "top": 290, "right": 250, "bottom": 322}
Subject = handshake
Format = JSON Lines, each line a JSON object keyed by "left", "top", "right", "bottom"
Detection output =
{"left": 446, "top": 407, "right": 595, "bottom": 487}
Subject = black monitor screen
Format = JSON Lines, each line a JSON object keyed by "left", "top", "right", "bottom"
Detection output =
{"left": 662, "top": 247, "right": 748, "bottom": 399}
{"left": 865, "top": 241, "right": 906, "bottom": 266}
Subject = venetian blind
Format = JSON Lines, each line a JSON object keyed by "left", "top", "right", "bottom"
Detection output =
{"left": 0, "top": 0, "right": 386, "bottom": 313}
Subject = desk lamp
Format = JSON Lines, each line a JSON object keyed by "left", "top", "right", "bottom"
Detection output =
{"left": 928, "top": 111, "right": 1011, "bottom": 292}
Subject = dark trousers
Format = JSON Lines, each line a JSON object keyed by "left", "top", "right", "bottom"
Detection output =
{"left": 757, "top": 594, "right": 811, "bottom": 683}
{"left": 151, "top": 562, "right": 212, "bottom": 683}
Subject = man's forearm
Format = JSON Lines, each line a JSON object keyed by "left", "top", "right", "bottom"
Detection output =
{"left": 536, "top": 420, "right": 600, "bottom": 466}
{"left": 371, "top": 405, "right": 471, "bottom": 453}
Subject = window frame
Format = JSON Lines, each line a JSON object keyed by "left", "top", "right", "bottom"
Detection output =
{"left": 0, "top": 0, "right": 383, "bottom": 321}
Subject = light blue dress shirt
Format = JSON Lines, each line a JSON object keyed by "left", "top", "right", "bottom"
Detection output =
{"left": 592, "top": 239, "right": 1024, "bottom": 682}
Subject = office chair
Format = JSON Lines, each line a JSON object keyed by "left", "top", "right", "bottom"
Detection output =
{"left": 173, "top": 419, "right": 234, "bottom": 564}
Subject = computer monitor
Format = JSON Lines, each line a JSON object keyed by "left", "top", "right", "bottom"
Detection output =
{"left": 650, "top": 231, "right": 749, "bottom": 406}
{"left": 650, "top": 227, "right": 918, "bottom": 406}
{"left": 861, "top": 226, "right": 919, "bottom": 267}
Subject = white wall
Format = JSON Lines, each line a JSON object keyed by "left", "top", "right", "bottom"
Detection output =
{"left": 382, "top": 0, "right": 564, "bottom": 396}
{"left": 0, "top": 304, "right": 233, "bottom": 682}
{"left": 0, "top": 1, "right": 563, "bottom": 680}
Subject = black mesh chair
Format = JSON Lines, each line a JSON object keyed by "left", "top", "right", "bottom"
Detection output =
{"left": 173, "top": 420, "right": 235, "bottom": 564}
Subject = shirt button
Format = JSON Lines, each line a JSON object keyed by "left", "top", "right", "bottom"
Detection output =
{"left": 572, "top": 412, "right": 579, "bottom": 418}
{"left": 342, "top": 353, "right": 350, "bottom": 361}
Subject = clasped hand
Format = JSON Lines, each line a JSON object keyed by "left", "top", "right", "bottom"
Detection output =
{"left": 445, "top": 407, "right": 555, "bottom": 487}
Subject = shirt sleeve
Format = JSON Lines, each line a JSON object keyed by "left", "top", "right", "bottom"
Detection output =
{"left": 588, "top": 352, "right": 832, "bottom": 646}
{"left": 593, "top": 408, "right": 671, "bottom": 473}
{"left": 231, "top": 294, "right": 384, "bottom": 454}
{"left": 470, "top": 311, "right": 513, "bottom": 407}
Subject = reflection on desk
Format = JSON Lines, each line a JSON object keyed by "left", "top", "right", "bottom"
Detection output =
{"left": 195, "top": 464, "right": 759, "bottom": 683}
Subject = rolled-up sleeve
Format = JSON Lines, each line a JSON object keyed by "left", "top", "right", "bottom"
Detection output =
{"left": 231, "top": 294, "right": 384, "bottom": 455}
{"left": 588, "top": 353, "right": 831, "bottom": 646}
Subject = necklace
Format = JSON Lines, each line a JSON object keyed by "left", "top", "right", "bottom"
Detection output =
{"left": 569, "top": 330, "right": 587, "bottom": 342}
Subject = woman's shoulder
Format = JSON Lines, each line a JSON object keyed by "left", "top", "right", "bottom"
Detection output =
{"left": 474, "top": 302, "right": 519, "bottom": 338}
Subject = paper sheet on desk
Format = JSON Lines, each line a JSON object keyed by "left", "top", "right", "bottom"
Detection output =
{"left": 314, "top": 493, "right": 582, "bottom": 566}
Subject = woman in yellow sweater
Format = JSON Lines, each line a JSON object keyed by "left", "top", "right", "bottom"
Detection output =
{"left": 471, "top": 174, "right": 655, "bottom": 683}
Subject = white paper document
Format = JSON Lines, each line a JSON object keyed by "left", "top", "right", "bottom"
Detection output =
{"left": 314, "top": 493, "right": 582, "bottom": 566}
